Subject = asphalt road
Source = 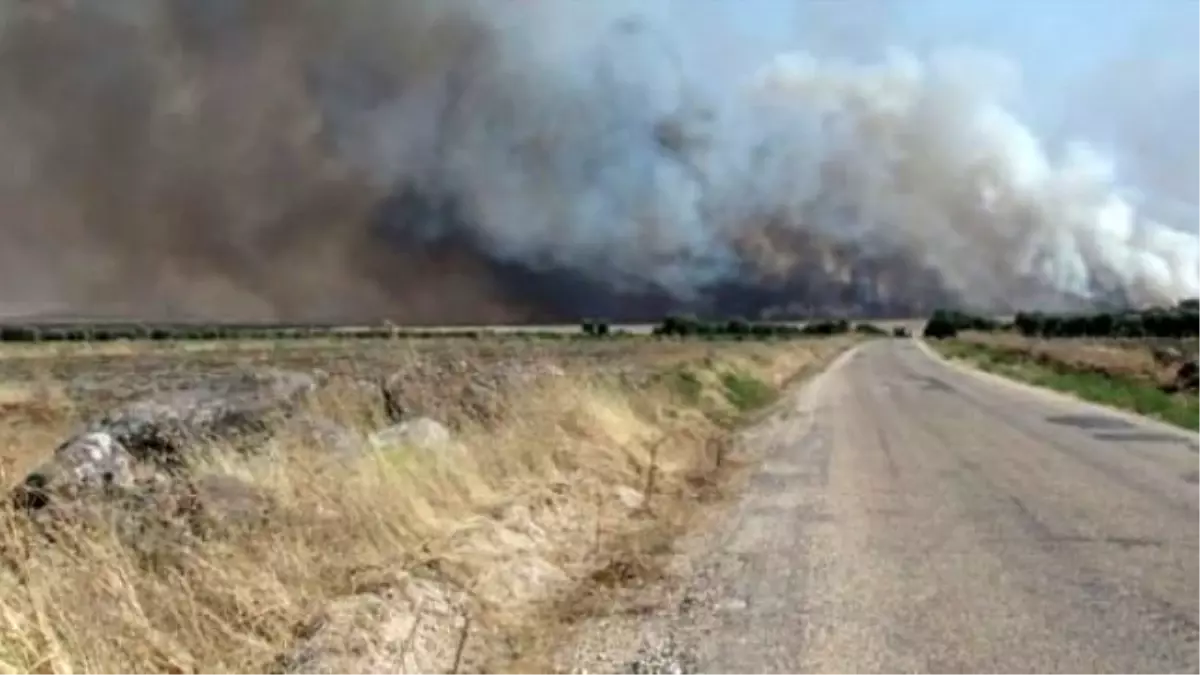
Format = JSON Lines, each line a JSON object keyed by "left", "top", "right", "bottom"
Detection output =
{"left": 609, "top": 339, "right": 1199, "bottom": 674}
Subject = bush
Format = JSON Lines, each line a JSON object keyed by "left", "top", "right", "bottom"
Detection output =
{"left": 801, "top": 319, "right": 850, "bottom": 336}
{"left": 581, "top": 318, "right": 611, "bottom": 337}
{"left": 725, "top": 318, "right": 751, "bottom": 336}
{"left": 892, "top": 326, "right": 911, "bottom": 338}
{"left": 652, "top": 315, "right": 815, "bottom": 340}
{"left": 922, "top": 311, "right": 959, "bottom": 339}
{"left": 720, "top": 371, "right": 777, "bottom": 411}
{"left": 853, "top": 323, "right": 887, "bottom": 336}
{"left": 0, "top": 325, "right": 39, "bottom": 342}
{"left": 654, "top": 314, "right": 701, "bottom": 337}
{"left": 1012, "top": 306, "right": 1198, "bottom": 339}
{"left": 921, "top": 309, "right": 1008, "bottom": 339}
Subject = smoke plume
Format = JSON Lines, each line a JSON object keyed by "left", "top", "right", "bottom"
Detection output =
{"left": 0, "top": 0, "right": 1194, "bottom": 323}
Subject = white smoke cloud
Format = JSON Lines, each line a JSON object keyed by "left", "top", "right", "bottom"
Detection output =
{"left": 315, "top": 0, "right": 1198, "bottom": 312}
{"left": 748, "top": 48, "right": 1199, "bottom": 305}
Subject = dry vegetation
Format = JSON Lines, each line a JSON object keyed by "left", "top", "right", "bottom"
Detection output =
{"left": 0, "top": 335, "right": 855, "bottom": 673}
{"left": 953, "top": 333, "right": 1198, "bottom": 389}
{"left": 938, "top": 333, "right": 1198, "bottom": 429}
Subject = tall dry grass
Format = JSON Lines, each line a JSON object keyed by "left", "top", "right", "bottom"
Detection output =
{"left": 0, "top": 339, "right": 847, "bottom": 673}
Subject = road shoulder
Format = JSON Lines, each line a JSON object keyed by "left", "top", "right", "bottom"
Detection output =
{"left": 543, "top": 343, "right": 864, "bottom": 673}
{"left": 914, "top": 338, "right": 1197, "bottom": 442}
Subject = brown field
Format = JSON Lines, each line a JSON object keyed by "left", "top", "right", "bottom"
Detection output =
{"left": 0, "top": 333, "right": 857, "bottom": 673}
{"left": 955, "top": 332, "right": 1199, "bottom": 387}
{"left": 390, "top": 319, "right": 926, "bottom": 334}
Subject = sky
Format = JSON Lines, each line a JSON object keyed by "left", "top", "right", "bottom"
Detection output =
{"left": 577, "top": 0, "right": 1200, "bottom": 211}
{"left": 697, "top": 0, "right": 1198, "bottom": 108}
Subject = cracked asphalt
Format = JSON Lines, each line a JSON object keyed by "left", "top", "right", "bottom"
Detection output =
{"left": 566, "top": 339, "right": 1199, "bottom": 674}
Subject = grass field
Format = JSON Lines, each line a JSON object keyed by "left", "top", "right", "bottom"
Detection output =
{"left": 0, "top": 333, "right": 858, "bottom": 673}
{"left": 933, "top": 333, "right": 1199, "bottom": 430}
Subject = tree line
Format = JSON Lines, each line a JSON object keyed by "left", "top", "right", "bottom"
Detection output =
{"left": 0, "top": 324, "right": 491, "bottom": 342}
{"left": 0, "top": 316, "right": 910, "bottom": 343}
{"left": 644, "top": 315, "right": 905, "bottom": 338}
{"left": 922, "top": 299, "right": 1200, "bottom": 340}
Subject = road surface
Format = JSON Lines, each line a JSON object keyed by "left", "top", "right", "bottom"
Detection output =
{"left": 573, "top": 339, "right": 1200, "bottom": 673}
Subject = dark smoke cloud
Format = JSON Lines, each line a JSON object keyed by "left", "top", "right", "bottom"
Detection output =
{"left": 0, "top": 0, "right": 520, "bottom": 323}
{"left": 0, "top": 0, "right": 1193, "bottom": 323}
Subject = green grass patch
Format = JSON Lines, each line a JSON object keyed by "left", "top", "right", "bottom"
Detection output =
{"left": 656, "top": 366, "right": 704, "bottom": 405}
{"left": 936, "top": 340, "right": 1199, "bottom": 430}
{"left": 719, "top": 371, "right": 777, "bottom": 412}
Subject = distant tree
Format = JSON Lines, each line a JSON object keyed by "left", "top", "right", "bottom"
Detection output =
{"left": 725, "top": 317, "right": 751, "bottom": 336}
{"left": 922, "top": 310, "right": 959, "bottom": 339}
{"left": 801, "top": 319, "right": 850, "bottom": 336}
{"left": 854, "top": 323, "right": 887, "bottom": 336}
{"left": 656, "top": 314, "right": 700, "bottom": 337}
{"left": 1177, "top": 298, "right": 1199, "bottom": 312}
{"left": 0, "top": 325, "right": 38, "bottom": 342}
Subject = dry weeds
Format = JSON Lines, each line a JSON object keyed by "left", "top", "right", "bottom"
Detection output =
{"left": 0, "top": 336, "right": 854, "bottom": 673}
{"left": 958, "top": 333, "right": 1198, "bottom": 387}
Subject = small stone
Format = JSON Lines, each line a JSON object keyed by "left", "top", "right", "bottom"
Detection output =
{"left": 615, "top": 486, "right": 646, "bottom": 510}
{"left": 369, "top": 417, "right": 453, "bottom": 453}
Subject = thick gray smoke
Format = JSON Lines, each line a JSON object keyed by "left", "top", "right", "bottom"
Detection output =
{"left": 0, "top": 0, "right": 1194, "bottom": 322}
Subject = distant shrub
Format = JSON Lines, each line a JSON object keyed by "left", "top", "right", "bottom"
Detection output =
{"left": 725, "top": 318, "right": 751, "bottom": 336}
{"left": 655, "top": 314, "right": 701, "bottom": 337}
{"left": 1013, "top": 306, "right": 1197, "bottom": 339}
{"left": 0, "top": 325, "right": 39, "bottom": 342}
{"left": 1179, "top": 298, "right": 1199, "bottom": 312}
{"left": 581, "top": 318, "right": 611, "bottom": 337}
{"left": 652, "top": 314, "right": 846, "bottom": 340}
{"left": 922, "top": 310, "right": 960, "bottom": 339}
{"left": 853, "top": 323, "right": 887, "bottom": 336}
{"left": 892, "top": 326, "right": 911, "bottom": 338}
{"left": 801, "top": 319, "right": 850, "bottom": 336}
{"left": 920, "top": 308, "right": 1005, "bottom": 339}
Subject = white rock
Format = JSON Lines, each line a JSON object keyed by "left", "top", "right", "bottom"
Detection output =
{"left": 615, "top": 485, "right": 646, "bottom": 510}
{"left": 369, "top": 417, "right": 453, "bottom": 453}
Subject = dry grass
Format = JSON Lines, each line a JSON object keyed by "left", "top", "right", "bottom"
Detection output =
{"left": 957, "top": 332, "right": 1198, "bottom": 387}
{"left": 0, "top": 336, "right": 853, "bottom": 673}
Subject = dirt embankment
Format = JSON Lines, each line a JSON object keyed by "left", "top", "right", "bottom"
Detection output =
{"left": 0, "top": 337, "right": 855, "bottom": 673}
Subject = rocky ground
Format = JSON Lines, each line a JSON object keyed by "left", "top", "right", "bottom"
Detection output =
{"left": 0, "top": 335, "right": 852, "bottom": 673}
